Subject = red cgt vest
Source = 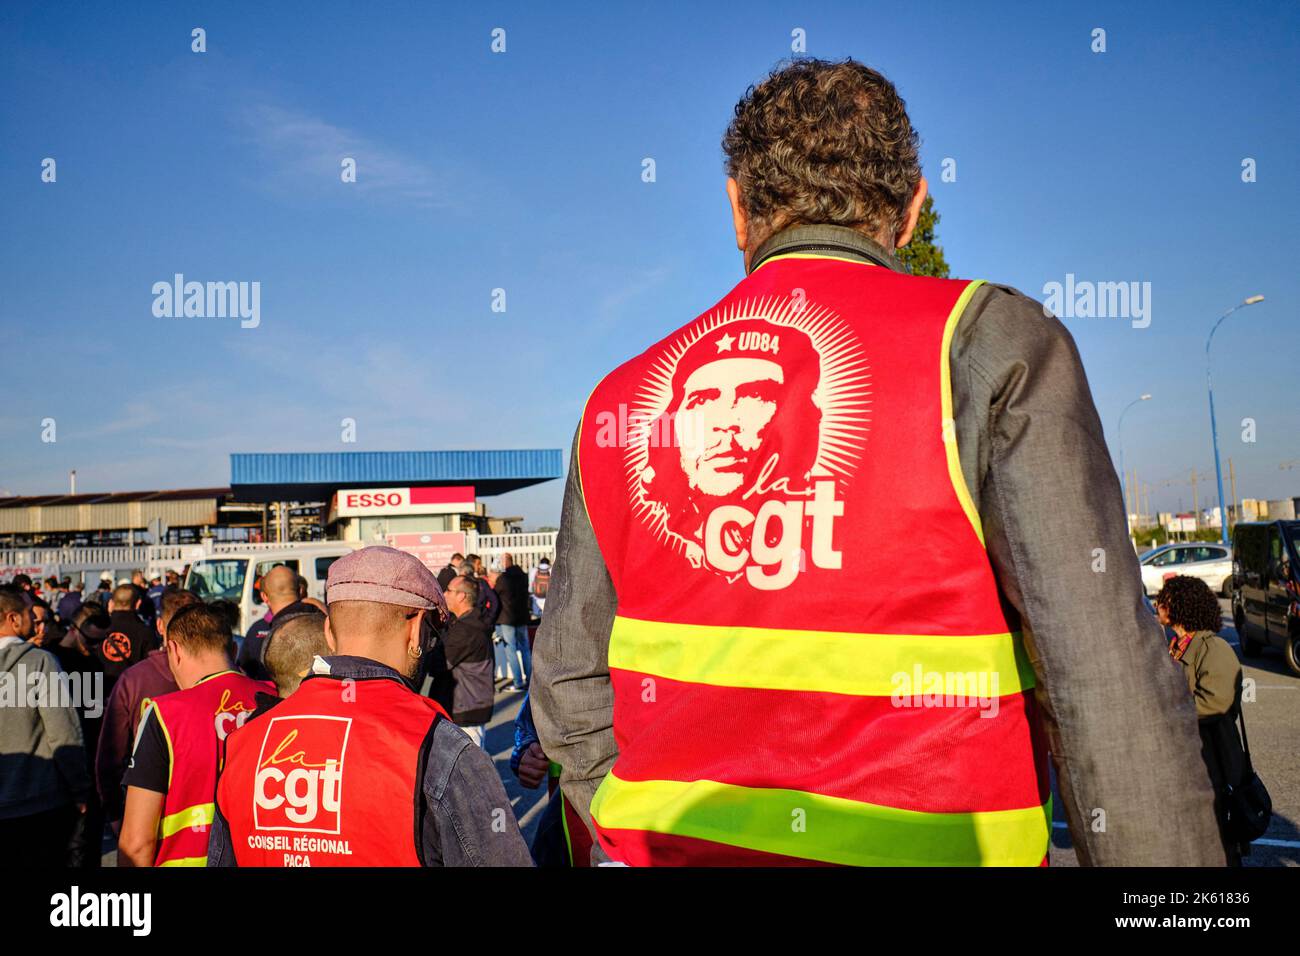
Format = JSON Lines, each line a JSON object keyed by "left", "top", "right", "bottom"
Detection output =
{"left": 577, "top": 252, "right": 1051, "bottom": 866}
{"left": 148, "top": 670, "right": 270, "bottom": 866}
{"left": 217, "top": 671, "right": 449, "bottom": 867}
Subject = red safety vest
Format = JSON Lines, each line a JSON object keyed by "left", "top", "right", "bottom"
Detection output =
{"left": 577, "top": 252, "right": 1051, "bottom": 865}
{"left": 148, "top": 670, "right": 270, "bottom": 867}
{"left": 217, "top": 671, "right": 449, "bottom": 867}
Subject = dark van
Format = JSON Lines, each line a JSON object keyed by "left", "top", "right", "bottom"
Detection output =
{"left": 1231, "top": 520, "right": 1300, "bottom": 675}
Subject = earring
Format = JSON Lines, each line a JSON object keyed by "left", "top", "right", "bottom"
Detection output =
{"left": 408, "top": 645, "right": 422, "bottom": 659}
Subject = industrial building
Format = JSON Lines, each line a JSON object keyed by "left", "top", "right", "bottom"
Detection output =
{"left": 0, "top": 448, "right": 564, "bottom": 548}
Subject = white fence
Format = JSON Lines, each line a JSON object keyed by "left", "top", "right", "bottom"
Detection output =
{"left": 0, "top": 545, "right": 188, "bottom": 583}
{"left": 1, "top": 533, "right": 560, "bottom": 583}
{"left": 466, "top": 532, "right": 558, "bottom": 573}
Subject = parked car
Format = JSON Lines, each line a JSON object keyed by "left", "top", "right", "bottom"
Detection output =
{"left": 1138, "top": 542, "right": 1233, "bottom": 598}
{"left": 1232, "top": 521, "right": 1300, "bottom": 675}
{"left": 185, "top": 542, "right": 362, "bottom": 634}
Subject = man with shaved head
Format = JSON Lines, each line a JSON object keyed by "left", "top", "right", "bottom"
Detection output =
{"left": 243, "top": 607, "right": 332, "bottom": 720}
{"left": 264, "top": 611, "right": 329, "bottom": 698}
{"left": 210, "top": 545, "right": 532, "bottom": 867}
{"left": 96, "top": 588, "right": 200, "bottom": 832}
{"left": 97, "top": 583, "right": 156, "bottom": 687}
{"left": 237, "top": 564, "right": 303, "bottom": 681}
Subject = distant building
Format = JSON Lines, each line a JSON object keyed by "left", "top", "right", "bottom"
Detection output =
{"left": 1265, "top": 498, "right": 1300, "bottom": 521}
{"left": 0, "top": 448, "right": 562, "bottom": 548}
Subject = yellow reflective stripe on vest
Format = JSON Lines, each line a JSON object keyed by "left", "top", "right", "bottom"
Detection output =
{"left": 940, "top": 278, "right": 987, "bottom": 545}
{"left": 591, "top": 773, "right": 1050, "bottom": 866}
{"left": 752, "top": 251, "right": 878, "bottom": 270}
{"left": 609, "top": 617, "right": 1034, "bottom": 696}
{"left": 157, "top": 856, "right": 208, "bottom": 867}
{"left": 160, "top": 802, "right": 214, "bottom": 839}
{"left": 151, "top": 703, "right": 176, "bottom": 791}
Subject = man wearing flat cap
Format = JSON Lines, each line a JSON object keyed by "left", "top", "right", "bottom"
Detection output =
{"left": 207, "top": 546, "right": 532, "bottom": 867}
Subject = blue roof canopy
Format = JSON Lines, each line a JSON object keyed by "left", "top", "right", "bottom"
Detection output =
{"left": 230, "top": 449, "right": 563, "bottom": 501}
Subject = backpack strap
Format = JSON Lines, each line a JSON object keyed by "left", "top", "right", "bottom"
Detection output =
{"left": 1234, "top": 700, "right": 1255, "bottom": 778}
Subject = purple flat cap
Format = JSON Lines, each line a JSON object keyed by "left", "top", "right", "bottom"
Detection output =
{"left": 326, "top": 546, "right": 447, "bottom": 615}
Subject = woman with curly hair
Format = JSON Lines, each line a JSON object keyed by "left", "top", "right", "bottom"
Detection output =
{"left": 1154, "top": 575, "right": 1246, "bottom": 863}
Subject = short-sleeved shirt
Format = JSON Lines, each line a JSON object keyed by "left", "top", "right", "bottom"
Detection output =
{"left": 122, "top": 704, "right": 170, "bottom": 794}
{"left": 122, "top": 669, "right": 232, "bottom": 794}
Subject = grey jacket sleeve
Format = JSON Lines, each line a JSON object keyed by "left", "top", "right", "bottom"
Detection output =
{"left": 954, "top": 284, "right": 1226, "bottom": 866}
{"left": 422, "top": 720, "right": 534, "bottom": 866}
{"left": 530, "top": 426, "right": 618, "bottom": 853}
{"left": 33, "top": 649, "right": 91, "bottom": 800}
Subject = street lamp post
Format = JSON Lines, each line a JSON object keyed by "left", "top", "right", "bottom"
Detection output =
{"left": 1118, "top": 393, "right": 1152, "bottom": 535}
{"left": 1207, "top": 295, "right": 1265, "bottom": 545}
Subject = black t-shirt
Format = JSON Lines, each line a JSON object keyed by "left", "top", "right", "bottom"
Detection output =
{"left": 51, "top": 640, "right": 106, "bottom": 758}
{"left": 122, "top": 669, "right": 234, "bottom": 796}
{"left": 238, "top": 619, "right": 271, "bottom": 681}
{"left": 122, "top": 705, "right": 169, "bottom": 795}
{"left": 97, "top": 610, "right": 157, "bottom": 682}
{"left": 133, "top": 585, "right": 156, "bottom": 627}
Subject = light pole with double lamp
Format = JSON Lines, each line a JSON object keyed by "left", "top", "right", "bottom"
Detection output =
{"left": 1118, "top": 394, "right": 1152, "bottom": 535}
{"left": 1206, "top": 295, "right": 1265, "bottom": 544}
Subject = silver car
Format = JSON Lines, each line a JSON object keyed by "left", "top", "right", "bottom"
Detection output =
{"left": 1139, "top": 542, "right": 1234, "bottom": 597}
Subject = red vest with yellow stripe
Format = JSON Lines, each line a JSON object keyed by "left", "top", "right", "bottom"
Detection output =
{"left": 548, "top": 763, "right": 594, "bottom": 867}
{"left": 577, "top": 253, "right": 1051, "bottom": 866}
{"left": 217, "top": 672, "right": 449, "bottom": 867}
{"left": 148, "top": 670, "right": 270, "bottom": 866}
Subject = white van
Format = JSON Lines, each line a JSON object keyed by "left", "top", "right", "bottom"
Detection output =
{"left": 184, "top": 542, "right": 363, "bottom": 634}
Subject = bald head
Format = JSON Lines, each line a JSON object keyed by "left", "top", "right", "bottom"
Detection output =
{"left": 265, "top": 612, "right": 329, "bottom": 697}
{"left": 261, "top": 565, "right": 300, "bottom": 611}
{"left": 501, "top": 553, "right": 515, "bottom": 568}
{"left": 111, "top": 584, "right": 138, "bottom": 611}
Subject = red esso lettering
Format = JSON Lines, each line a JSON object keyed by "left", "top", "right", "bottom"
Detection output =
{"left": 350, "top": 492, "right": 402, "bottom": 508}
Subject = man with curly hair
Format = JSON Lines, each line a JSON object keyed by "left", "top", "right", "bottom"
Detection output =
{"left": 534, "top": 58, "right": 1225, "bottom": 866}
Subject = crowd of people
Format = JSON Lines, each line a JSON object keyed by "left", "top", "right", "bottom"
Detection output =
{"left": 0, "top": 544, "right": 1255, "bottom": 868}
{"left": 0, "top": 548, "right": 565, "bottom": 868}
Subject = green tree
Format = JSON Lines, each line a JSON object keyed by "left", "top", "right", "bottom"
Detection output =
{"left": 896, "top": 194, "right": 950, "bottom": 278}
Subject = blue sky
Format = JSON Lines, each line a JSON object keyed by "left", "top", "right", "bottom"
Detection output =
{"left": 2, "top": 0, "right": 1297, "bottom": 527}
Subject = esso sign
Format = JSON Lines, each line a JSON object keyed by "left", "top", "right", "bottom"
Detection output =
{"left": 343, "top": 491, "right": 405, "bottom": 509}
{"left": 335, "top": 485, "right": 475, "bottom": 517}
